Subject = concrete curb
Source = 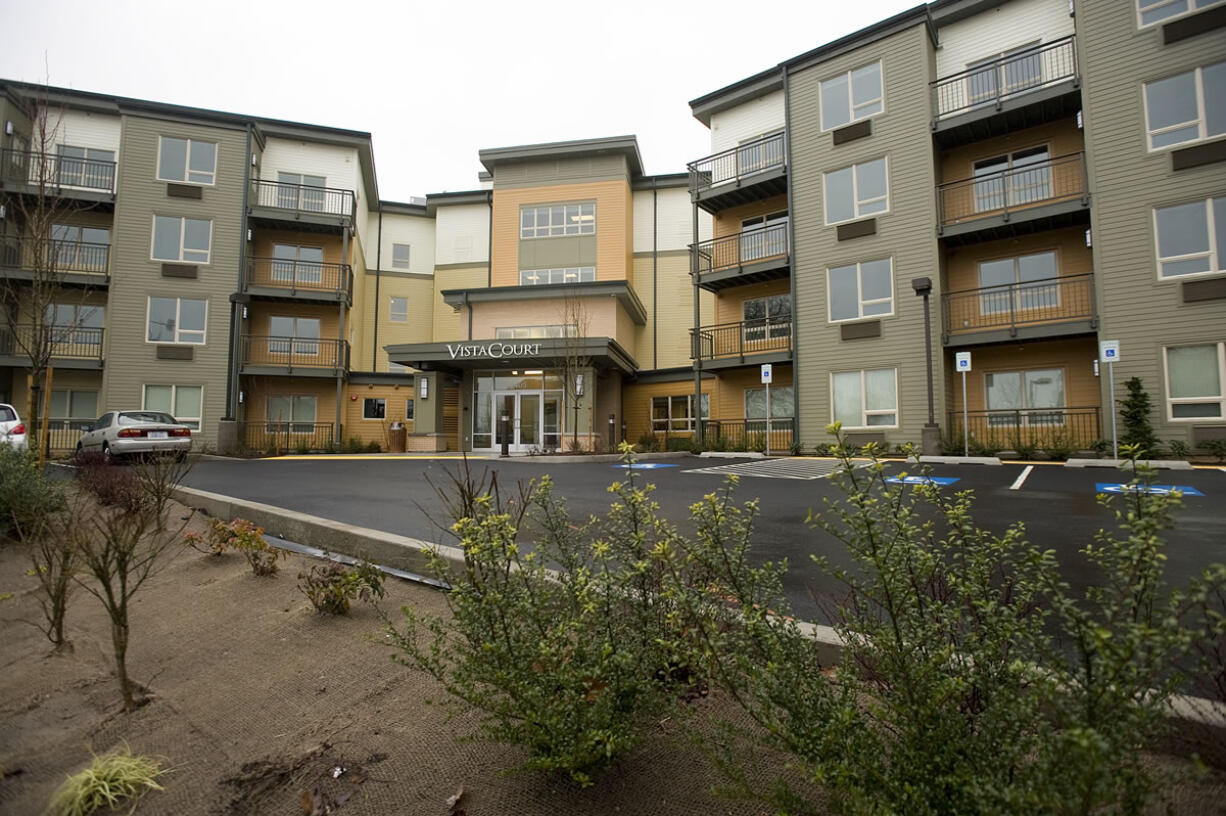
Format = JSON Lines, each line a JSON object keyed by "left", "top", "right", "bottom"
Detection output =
{"left": 918, "top": 455, "right": 1003, "bottom": 466}
{"left": 699, "top": 451, "right": 765, "bottom": 459}
{"left": 1066, "top": 458, "right": 1195, "bottom": 470}
{"left": 497, "top": 451, "right": 689, "bottom": 464}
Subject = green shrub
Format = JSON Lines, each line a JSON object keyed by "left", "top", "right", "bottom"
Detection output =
{"left": 343, "top": 437, "right": 365, "bottom": 454}
{"left": 1198, "top": 438, "right": 1226, "bottom": 463}
{"left": 665, "top": 436, "right": 697, "bottom": 453}
{"left": 636, "top": 431, "right": 659, "bottom": 452}
{"left": 298, "top": 559, "right": 385, "bottom": 615}
{"left": 1120, "top": 376, "right": 1160, "bottom": 457}
{"left": 1166, "top": 439, "right": 1190, "bottom": 459}
{"left": 45, "top": 744, "right": 166, "bottom": 816}
{"left": 365, "top": 441, "right": 382, "bottom": 453}
{"left": 293, "top": 439, "right": 311, "bottom": 455}
{"left": 1041, "top": 432, "right": 1078, "bottom": 461}
{"left": 0, "top": 446, "right": 64, "bottom": 541}
{"left": 196, "top": 518, "right": 284, "bottom": 575}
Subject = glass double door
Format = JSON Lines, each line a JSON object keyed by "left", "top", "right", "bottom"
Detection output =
{"left": 487, "top": 391, "right": 562, "bottom": 452}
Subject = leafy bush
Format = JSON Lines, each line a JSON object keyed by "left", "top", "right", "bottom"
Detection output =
{"left": 1166, "top": 439, "right": 1190, "bottom": 459}
{"left": 1198, "top": 438, "right": 1226, "bottom": 463}
{"left": 665, "top": 436, "right": 697, "bottom": 453}
{"left": 298, "top": 559, "right": 385, "bottom": 615}
{"left": 1009, "top": 434, "right": 1038, "bottom": 459}
{"left": 293, "top": 439, "right": 311, "bottom": 455}
{"left": 195, "top": 517, "right": 283, "bottom": 575}
{"left": 1120, "top": 376, "right": 1159, "bottom": 456}
{"left": 343, "top": 437, "right": 365, "bottom": 454}
{"left": 74, "top": 453, "right": 145, "bottom": 513}
{"left": 365, "top": 441, "right": 382, "bottom": 453}
{"left": 636, "top": 431, "right": 659, "bottom": 452}
{"left": 45, "top": 744, "right": 166, "bottom": 816}
{"left": 0, "top": 446, "right": 64, "bottom": 541}
{"left": 1041, "top": 432, "right": 1078, "bottom": 461}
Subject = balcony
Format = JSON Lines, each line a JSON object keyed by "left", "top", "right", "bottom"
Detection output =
{"left": 0, "top": 324, "right": 105, "bottom": 368}
{"left": 691, "top": 319, "right": 792, "bottom": 369}
{"left": 692, "top": 223, "right": 790, "bottom": 292}
{"left": 947, "top": 407, "right": 1101, "bottom": 453}
{"left": 240, "top": 336, "right": 348, "bottom": 377}
{"left": 241, "top": 257, "right": 352, "bottom": 304}
{"left": 248, "top": 179, "right": 356, "bottom": 232}
{"left": 0, "top": 148, "right": 117, "bottom": 199}
{"left": 688, "top": 132, "right": 787, "bottom": 214}
{"left": 237, "top": 422, "right": 336, "bottom": 453}
{"left": 651, "top": 418, "right": 794, "bottom": 453}
{"left": 0, "top": 236, "right": 110, "bottom": 287}
{"left": 930, "top": 36, "right": 1081, "bottom": 147}
{"left": 936, "top": 152, "right": 1089, "bottom": 245}
{"left": 942, "top": 273, "right": 1097, "bottom": 346}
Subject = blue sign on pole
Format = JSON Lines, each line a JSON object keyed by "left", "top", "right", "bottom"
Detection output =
{"left": 613, "top": 463, "right": 679, "bottom": 470}
{"left": 1095, "top": 483, "right": 1204, "bottom": 496}
{"left": 886, "top": 475, "right": 961, "bottom": 486}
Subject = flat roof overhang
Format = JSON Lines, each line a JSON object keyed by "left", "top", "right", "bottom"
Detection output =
{"left": 441, "top": 280, "right": 648, "bottom": 326}
{"left": 385, "top": 336, "right": 639, "bottom": 377}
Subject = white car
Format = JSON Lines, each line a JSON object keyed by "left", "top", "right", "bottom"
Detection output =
{"left": 77, "top": 410, "right": 192, "bottom": 462}
{"left": 0, "top": 403, "right": 28, "bottom": 451}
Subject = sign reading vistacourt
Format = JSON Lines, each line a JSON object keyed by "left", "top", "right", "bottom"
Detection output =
{"left": 446, "top": 342, "right": 542, "bottom": 360}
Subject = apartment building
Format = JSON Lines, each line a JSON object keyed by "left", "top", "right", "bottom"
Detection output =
{"left": 684, "top": 0, "right": 1225, "bottom": 454}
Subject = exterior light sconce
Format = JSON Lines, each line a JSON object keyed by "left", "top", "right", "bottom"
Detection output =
{"left": 419, "top": 378, "right": 429, "bottom": 400}
{"left": 575, "top": 374, "right": 584, "bottom": 396}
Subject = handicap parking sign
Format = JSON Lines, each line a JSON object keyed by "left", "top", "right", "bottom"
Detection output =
{"left": 886, "top": 475, "right": 960, "bottom": 486}
{"left": 1095, "top": 483, "right": 1203, "bottom": 497}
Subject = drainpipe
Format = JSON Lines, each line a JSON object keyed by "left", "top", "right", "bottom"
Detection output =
{"left": 486, "top": 190, "right": 493, "bottom": 288}
{"left": 692, "top": 188, "right": 701, "bottom": 441}
{"left": 227, "top": 123, "right": 253, "bottom": 421}
{"left": 782, "top": 65, "right": 800, "bottom": 440}
{"left": 652, "top": 179, "right": 658, "bottom": 369}
{"left": 373, "top": 207, "right": 382, "bottom": 368}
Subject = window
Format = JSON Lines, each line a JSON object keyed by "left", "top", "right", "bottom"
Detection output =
{"left": 269, "top": 316, "right": 320, "bottom": 355}
{"left": 267, "top": 395, "right": 317, "bottom": 433}
{"left": 45, "top": 303, "right": 104, "bottom": 346}
{"left": 820, "top": 61, "right": 883, "bottom": 131}
{"left": 519, "top": 267, "right": 596, "bottom": 285}
{"left": 828, "top": 258, "right": 893, "bottom": 322}
{"left": 142, "top": 384, "right": 203, "bottom": 430}
{"left": 1138, "top": 0, "right": 1226, "bottom": 27}
{"left": 977, "top": 251, "right": 1059, "bottom": 314}
{"left": 985, "top": 369, "right": 1066, "bottom": 426}
{"left": 156, "top": 136, "right": 217, "bottom": 185}
{"left": 650, "top": 394, "right": 709, "bottom": 432}
{"left": 49, "top": 389, "right": 98, "bottom": 430}
{"left": 1165, "top": 343, "right": 1225, "bottom": 419}
{"left": 272, "top": 244, "right": 324, "bottom": 284}
{"left": 966, "top": 43, "right": 1043, "bottom": 105}
{"left": 1153, "top": 196, "right": 1225, "bottom": 279}
{"left": 832, "top": 368, "right": 897, "bottom": 428}
{"left": 389, "top": 297, "right": 408, "bottom": 322}
{"left": 1144, "top": 61, "right": 1226, "bottom": 150}
{"left": 972, "top": 146, "right": 1051, "bottom": 212}
{"left": 405, "top": 399, "right": 415, "bottom": 421}
{"left": 363, "top": 397, "right": 386, "bottom": 420}
{"left": 56, "top": 145, "right": 114, "bottom": 188}
{"left": 151, "top": 215, "right": 211, "bottom": 263}
{"left": 745, "top": 386, "right": 794, "bottom": 430}
{"left": 50, "top": 224, "right": 110, "bottom": 272}
{"left": 392, "top": 243, "right": 411, "bottom": 269}
{"left": 520, "top": 203, "right": 595, "bottom": 238}
{"left": 277, "top": 172, "right": 327, "bottom": 211}
{"left": 824, "top": 157, "right": 888, "bottom": 225}
{"left": 495, "top": 324, "right": 578, "bottom": 339}
{"left": 147, "top": 297, "right": 206, "bottom": 344}
{"left": 740, "top": 212, "right": 789, "bottom": 262}
{"left": 742, "top": 295, "right": 792, "bottom": 342}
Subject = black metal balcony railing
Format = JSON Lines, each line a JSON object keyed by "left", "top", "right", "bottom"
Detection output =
{"left": 0, "top": 324, "right": 105, "bottom": 363}
{"left": 943, "top": 273, "right": 1095, "bottom": 338}
{"left": 0, "top": 236, "right": 110, "bottom": 276}
{"left": 947, "top": 407, "right": 1101, "bottom": 452}
{"left": 931, "top": 35, "right": 1078, "bottom": 121}
{"left": 937, "top": 152, "right": 1087, "bottom": 229}
{"left": 691, "top": 319, "right": 793, "bottom": 363}
{"left": 0, "top": 148, "right": 117, "bottom": 193}
{"left": 249, "top": 179, "right": 356, "bottom": 220}
{"left": 239, "top": 421, "right": 335, "bottom": 453}
{"left": 241, "top": 335, "right": 348, "bottom": 371}
{"left": 688, "top": 132, "right": 786, "bottom": 198}
{"left": 693, "top": 223, "right": 789, "bottom": 277}
{"left": 652, "top": 418, "right": 795, "bottom": 453}
{"left": 243, "top": 257, "right": 353, "bottom": 298}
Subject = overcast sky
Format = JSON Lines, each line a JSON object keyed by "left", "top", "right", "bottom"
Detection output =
{"left": 0, "top": 0, "right": 918, "bottom": 201}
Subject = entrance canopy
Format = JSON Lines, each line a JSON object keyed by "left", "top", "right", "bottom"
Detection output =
{"left": 385, "top": 336, "right": 639, "bottom": 376}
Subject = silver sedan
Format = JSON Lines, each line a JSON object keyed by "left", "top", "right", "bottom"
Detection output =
{"left": 77, "top": 411, "right": 193, "bottom": 462}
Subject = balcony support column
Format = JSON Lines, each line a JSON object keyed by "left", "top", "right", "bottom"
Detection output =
{"left": 336, "top": 227, "right": 350, "bottom": 443}
{"left": 692, "top": 200, "right": 703, "bottom": 444}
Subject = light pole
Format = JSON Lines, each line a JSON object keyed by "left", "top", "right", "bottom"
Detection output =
{"left": 912, "top": 277, "right": 940, "bottom": 455}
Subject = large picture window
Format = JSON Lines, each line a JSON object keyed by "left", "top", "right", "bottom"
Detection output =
{"left": 142, "top": 384, "right": 203, "bottom": 430}
{"left": 977, "top": 251, "right": 1059, "bottom": 314}
{"left": 520, "top": 203, "right": 595, "bottom": 238}
{"left": 45, "top": 302, "right": 104, "bottom": 346}
{"left": 742, "top": 294, "right": 792, "bottom": 343}
{"left": 1144, "top": 61, "right": 1225, "bottom": 150}
{"left": 745, "top": 386, "right": 794, "bottom": 430}
{"left": 828, "top": 258, "right": 893, "bottom": 322}
{"left": 267, "top": 395, "right": 318, "bottom": 433}
{"left": 50, "top": 224, "right": 110, "bottom": 273}
{"left": 56, "top": 145, "right": 114, "bottom": 188}
{"left": 272, "top": 244, "right": 324, "bottom": 284}
{"left": 651, "top": 394, "right": 709, "bottom": 432}
{"left": 147, "top": 297, "right": 206, "bottom": 344}
{"left": 277, "top": 172, "right": 327, "bottom": 211}
{"left": 151, "top": 215, "right": 211, "bottom": 264}
{"left": 157, "top": 136, "right": 217, "bottom": 185}
{"left": 832, "top": 368, "right": 897, "bottom": 428}
{"left": 1153, "top": 196, "right": 1224, "bottom": 279}
{"left": 49, "top": 389, "right": 98, "bottom": 431}
{"left": 269, "top": 316, "right": 320, "bottom": 355}
{"left": 820, "top": 61, "right": 883, "bottom": 131}
{"left": 824, "top": 158, "right": 888, "bottom": 225}
{"left": 1165, "top": 343, "right": 1225, "bottom": 419}
{"left": 985, "top": 368, "right": 1066, "bottom": 426}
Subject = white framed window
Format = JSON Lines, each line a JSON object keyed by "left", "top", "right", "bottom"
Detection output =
{"left": 49, "top": 389, "right": 98, "bottom": 430}
{"left": 142, "top": 384, "right": 203, "bottom": 430}
{"left": 519, "top": 267, "right": 596, "bottom": 285}
{"left": 272, "top": 244, "right": 324, "bottom": 283}
{"left": 740, "top": 212, "right": 789, "bottom": 262}
{"left": 277, "top": 172, "right": 327, "bottom": 211}
{"left": 1164, "top": 342, "right": 1225, "bottom": 420}
{"left": 147, "top": 297, "right": 207, "bottom": 344}
{"left": 977, "top": 251, "right": 1059, "bottom": 314}
{"left": 520, "top": 202, "right": 596, "bottom": 238}
{"left": 832, "top": 368, "right": 898, "bottom": 428}
{"left": 45, "top": 302, "right": 105, "bottom": 345}
{"left": 742, "top": 294, "right": 792, "bottom": 342}
{"left": 405, "top": 399, "right": 415, "bottom": 420}
{"left": 269, "top": 316, "right": 320, "bottom": 355}
{"left": 965, "top": 42, "right": 1043, "bottom": 105}
{"left": 1144, "top": 61, "right": 1226, "bottom": 150}
{"left": 392, "top": 243, "right": 411, "bottom": 269}
{"left": 156, "top": 136, "right": 217, "bottom": 185}
{"left": 363, "top": 397, "right": 386, "bottom": 420}
{"left": 495, "top": 324, "right": 578, "bottom": 339}
{"left": 828, "top": 258, "right": 894, "bottom": 322}
{"left": 820, "top": 61, "right": 883, "bottom": 131}
{"left": 984, "top": 368, "right": 1067, "bottom": 426}
{"left": 389, "top": 297, "right": 408, "bottom": 322}
{"left": 1138, "top": 0, "right": 1226, "bottom": 27}
{"left": 50, "top": 224, "right": 110, "bottom": 272}
{"left": 824, "top": 157, "right": 889, "bottom": 225}
{"left": 56, "top": 144, "right": 114, "bottom": 188}
{"left": 972, "top": 146, "right": 1051, "bottom": 212}
{"left": 266, "top": 395, "right": 317, "bottom": 433}
{"left": 651, "top": 394, "right": 709, "bottom": 432}
{"left": 1153, "top": 196, "right": 1225, "bottom": 279}
{"left": 151, "top": 215, "right": 211, "bottom": 264}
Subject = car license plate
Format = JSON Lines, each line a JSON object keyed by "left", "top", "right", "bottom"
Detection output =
{"left": 148, "top": 431, "right": 168, "bottom": 439}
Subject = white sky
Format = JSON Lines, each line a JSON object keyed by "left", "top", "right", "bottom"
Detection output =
{"left": 0, "top": 0, "right": 918, "bottom": 201}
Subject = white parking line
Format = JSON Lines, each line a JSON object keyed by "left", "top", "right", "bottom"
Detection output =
{"left": 1009, "top": 465, "right": 1034, "bottom": 491}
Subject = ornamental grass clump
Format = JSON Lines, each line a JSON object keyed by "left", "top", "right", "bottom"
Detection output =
{"left": 44, "top": 744, "right": 166, "bottom": 816}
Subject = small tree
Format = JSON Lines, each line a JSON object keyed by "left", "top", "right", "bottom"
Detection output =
{"left": 557, "top": 286, "right": 592, "bottom": 451}
{"left": 1119, "top": 376, "right": 1159, "bottom": 457}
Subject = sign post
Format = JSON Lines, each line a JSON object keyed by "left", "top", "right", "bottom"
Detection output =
{"left": 761, "top": 364, "right": 773, "bottom": 457}
{"left": 1099, "top": 340, "right": 1121, "bottom": 459}
{"left": 955, "top": 352, "right": 972, "bottom": 457}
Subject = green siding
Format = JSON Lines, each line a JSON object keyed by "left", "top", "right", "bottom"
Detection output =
{"left": 493, "top": 155, "right": 628, "bottom": 189}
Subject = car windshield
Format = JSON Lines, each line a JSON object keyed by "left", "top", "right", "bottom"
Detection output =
{"left": 0, "top": 406, "right": 16, "bottom": 422}
{"left": 118, "top": 411, "right": 177, "bottom": 425}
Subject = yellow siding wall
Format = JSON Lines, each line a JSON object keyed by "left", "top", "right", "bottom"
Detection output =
{"left": 432, "top": 265, "right": 488, "bottom": 342}
{"left": 347, "top": 237, "right": 368, "bottom": 369}
{"left": 945, "top": 338, "right": 1100, "bottom": 413}
{"left": 361, "top": 275, "right": 435, "bottom": 371}
{"left": 712, "top": 365, "right": 794, "bottom": 419}
{"left": 712, "top": 194, "right": 789, "bottom": 239}
{"left": 944, "top": 227, "right": 1092, "bottom": 292}
{"left": 623, "top": 379, "right": 713, "bottom": 443}
{"left": 714, "top": 279, "right": 792, "bottom": 326}
{"left": 939, "top": 117, "right": 1085, "bottom": 184}
{"left": 344, "top": 381, "right": 417, "bottom": 447}
{"left": 250, "top": 230, "right": 345, "bottom": 264}
{"left": 247, "top": 302, "right": 341, "bottom": 340}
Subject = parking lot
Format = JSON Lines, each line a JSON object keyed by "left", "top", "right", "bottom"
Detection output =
{"left": 181, "top": 455, "right": 1226, "bottom": 621}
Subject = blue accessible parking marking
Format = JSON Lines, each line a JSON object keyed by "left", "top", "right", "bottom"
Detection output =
{"left": 886, "top": 475, "right": 960, "bottom": 486}
{"left": 1095, "top": 483, "right": 1204, "bottom": 497}
{"left": 614, "top": 463, "right": 679, "bottom": 469}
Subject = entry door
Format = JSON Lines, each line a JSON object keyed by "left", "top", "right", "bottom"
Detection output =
{"left": 490, "top": 392, "right": 544, "bottom": 452}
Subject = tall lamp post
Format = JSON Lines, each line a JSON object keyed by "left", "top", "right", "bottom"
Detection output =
{"left": 912, "top": 277, "right": 941, "bottom": 455}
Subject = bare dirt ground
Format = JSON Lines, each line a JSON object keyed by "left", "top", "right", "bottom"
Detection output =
{"left": 1, "top": 501, "right": 1223, "bottom": 816}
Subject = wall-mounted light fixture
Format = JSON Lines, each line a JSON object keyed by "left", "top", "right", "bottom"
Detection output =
{"left": 241, "top": 306, "right": 248, "bottom": 319}
{"left": 4, "top": 121, "right": 12, "bottom": 135}
{"left": 575, "top": 373, "right": 584, "bottom": 396}
{"left": 238, "top": 390, "right": 244, "bottom": 404}
{"left": 419, "top": 378, "right": 429, "bottom": 400}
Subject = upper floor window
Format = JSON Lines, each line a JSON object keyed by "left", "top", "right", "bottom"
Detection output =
{"left": 277, "top": 172, "right": 327, "bottom": 211}
{"left": 978, "top": 251, "right": 1059, "bottom": 313}
{"left": 147, "top": 297, "right": 207, "bottom": 344}
{"left": 1138, "top": 0, "right": 1226, "bottom": 27}
{"left": 520, "top": 203, "right": 595, "bottom": 238}
{"left": 1164, "top": 343, "right": 1225, "bottom": 419}
{"left": 50, "top": 224, "right": 110, "bottom": 272}
{"left": 828, "top": 258, "right": 893, "bottom": 322}
{"left": 157, "top": 137, "right": 217, "bottom": 185}
{"left": 151, "top": 215, "right": 211, "bottom": 264}
{"left": 824, "top": 157, "right": 888, "bottom": 225}
{"left": 495, "top": 324, "right": 578, "bottom": 339}
{"left": 820, "top": 62, "right": 883, "bottom": 131}
{"left": 269, "top": 316, "right": 320, "bottom": 355}
{"left": 272, "top": 244, "right": 324, "bottom": 283}
{"left": 519, "top": 266, "right": 595, "bottom": 285}
{"left": 57, "top": 145, "right": 114, "bottom": 188}
{"left": 1153, "top": 196, "right": 1224, "bottom": 279}
{"left": 742, "top": 294, "right": 791, "bottom": 342}
{"left": 1144, "top": 61, "right": 1225, "bottom": 150}
{"left": 46, "top": 303, "right": 104, "bottom": 345}
{"left": 390, "top": 297, "right": 408, "bottom": 322}
{"left": 392, "top": 243, "right": 411, "bottom": 269}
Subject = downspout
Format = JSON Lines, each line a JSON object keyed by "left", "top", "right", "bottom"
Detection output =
{"left": 652, "top": 179, "right": 658, "bottom": 369}
{"left": 486, "top": 190, "right": 493, "bottom": 288}
{"left": 227, "top": 122, "right": 253, "bottom": 421}
{"left": 692, "top": 185, "right": 701, "bottom": 442}
{"left": 783, "top": 65, "right": 800, "bottom": 441}
{"left": 373, "top": 206, "right": 382, "bottom": 368}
